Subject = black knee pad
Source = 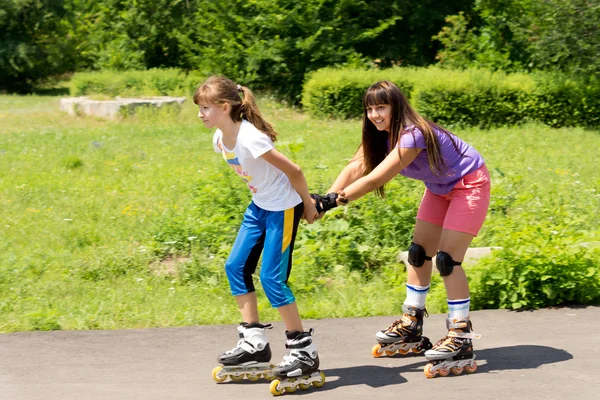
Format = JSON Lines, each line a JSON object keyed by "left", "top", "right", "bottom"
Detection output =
{"left": 435, "top": 251, "right": 462, "bottom": 276}
{"left": 408, "top": 242, "right": 432, "bottom": 268}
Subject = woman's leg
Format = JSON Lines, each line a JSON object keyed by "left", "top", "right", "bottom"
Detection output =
{"left": 437, "top": 228, "right": 475, "bottom": 300}
{"left": 409, "top": 219, "right": 443, "bottom": 287}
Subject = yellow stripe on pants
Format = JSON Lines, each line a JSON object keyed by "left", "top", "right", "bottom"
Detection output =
{"left": 282, "top": 207, "right": 294, "bottom": 253}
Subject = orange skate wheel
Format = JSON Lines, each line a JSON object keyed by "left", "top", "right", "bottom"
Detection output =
{"left": 438, "top": 368, "right": 450, "bottom": 377}
{"left": 397, "top": 347, "right": 409, "bottom": 355}
{"left": 451, "top": 366, "right": 464, "bottom": 375}
{"left": 424, "top": 363, "right": 437, "bottom": 379}
{"left": 411, "top": 347, "right": 423, "bottom": 354}
{"left": 465, "top": 362, "right": 478, "bottom": 374}
{"left": 372, "top": 344, "right": 384, "bottom": 358}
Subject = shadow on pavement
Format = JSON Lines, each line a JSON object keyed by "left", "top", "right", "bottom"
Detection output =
{"left": 317, "top": 345, "right": 572, "bottom": 392}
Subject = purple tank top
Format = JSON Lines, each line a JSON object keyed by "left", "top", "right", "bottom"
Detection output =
{"left": 397, "top": 126, "right": 484, "bottom": 195}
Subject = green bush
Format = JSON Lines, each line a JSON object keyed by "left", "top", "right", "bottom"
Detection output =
{"left": 69, "top": 69, "right": 205, "bottom": 97}
{"left": 471, "top": 243, "right": 600, "bottom": 310}
{"left": 302, "top": 68, "right": 414, "bottom": 119}
{"left": 302, "top": 66, "right": 599, "bottom": 128}
{"left": 525, "top": 74, "right": 600, "bottom": 128}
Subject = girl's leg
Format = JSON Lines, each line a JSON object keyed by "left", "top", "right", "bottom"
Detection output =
{"left": 277, "top": 302, "right": 303, "bottom": 333}
{"left": 437, "top": 228, "right": 475, "bottom": 300}
{"left": 259, "top": 203, "right": 304, "bottom": 331}
{"left": 225, "top": 203, "right": 266, "bottom": 324}
{"left": 236, "top": 292, "right": 260, "bottom": 324}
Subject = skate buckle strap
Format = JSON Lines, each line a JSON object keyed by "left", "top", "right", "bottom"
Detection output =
{"left": 447, "top": 331, "right": 481, "bottom": 340}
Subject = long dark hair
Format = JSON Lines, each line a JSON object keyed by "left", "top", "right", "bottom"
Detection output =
{"left": 193, "top": 75, "right": 278, "bottom": 141}
{"left": 362, "top": 80, "right": 461, "bottom": 197}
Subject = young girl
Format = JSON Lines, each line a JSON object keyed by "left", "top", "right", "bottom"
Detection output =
{"left": 319, "top": 80, "right": 490, "bottom": 378}
{"left": 195, "top": 76, "right": 324, "bottom": 391}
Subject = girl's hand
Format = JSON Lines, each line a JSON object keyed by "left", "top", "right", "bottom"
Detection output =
{"left": 303, "top": 201, "right": 319, "bottom": 224}
{"left": 336, "top": 190, "right": 349, "bottom": 206}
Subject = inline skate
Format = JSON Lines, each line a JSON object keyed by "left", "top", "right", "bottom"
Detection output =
{"left": 212, "top": 322, "right": 275, "bottom": 383}
{"left": 423, "top": 317, "right": 481, "bottom": 378}
{"left": 269, "top": 329, "right": 326, "bottom": 396}
{"left": 372, "top": 305, "right": 433, "bottom": 357}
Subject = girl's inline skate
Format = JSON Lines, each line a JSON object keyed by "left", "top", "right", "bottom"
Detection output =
{"left": 423, "top": 317, "right": 481, "bottom": 378}
{"left": 372, "top": 305, "right": 433, "bottom": 357}
{"left": 269, "top": 329, "right": 326, "bottom": 396}
{"left": 212, "top": 322, "right": 275, "bottom": 383}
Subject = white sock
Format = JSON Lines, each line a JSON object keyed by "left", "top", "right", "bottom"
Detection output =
{"left": 404, "top": 284, "right": 430, "bottom": 309}
{"left": 447, "top": 298, "right": 470, "bottom": 321}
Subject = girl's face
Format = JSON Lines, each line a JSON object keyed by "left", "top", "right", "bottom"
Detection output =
{"left": 366, "top": 104, "right": 392, "bottom": 132}
{"left": 197, "top": 101, "right": 228, "bottom": 129}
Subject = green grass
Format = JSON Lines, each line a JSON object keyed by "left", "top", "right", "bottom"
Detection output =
{"left": 1, "top": 94, "right": 598, "bottom": 332}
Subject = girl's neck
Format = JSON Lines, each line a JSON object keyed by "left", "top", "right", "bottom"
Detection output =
{"left": 220, "top": 119, "right": 243, "bottom": 138}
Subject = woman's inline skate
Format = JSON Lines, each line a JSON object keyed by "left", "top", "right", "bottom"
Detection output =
{"left": 423, "top": 317, "right": 481, "bottom": 378}
{"left": 269, "top": 329, "right": 326, "bottom": 396}
{"left": 372, "top": 305, "right": 433, "bottom": 357}
{"left": 212, "top": 322, "right": 275, "bottom": 383}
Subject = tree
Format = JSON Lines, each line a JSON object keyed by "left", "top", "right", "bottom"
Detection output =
{"left": 0, "top": 0, "right": 77, "bottom": 91}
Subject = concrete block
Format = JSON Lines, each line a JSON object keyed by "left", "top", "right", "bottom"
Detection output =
{"left": 59, "top": 96, "right": 186, "bottom": 119}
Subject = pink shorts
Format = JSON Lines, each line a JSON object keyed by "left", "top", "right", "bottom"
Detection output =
{"left": 416, "top": 165, "right": 491, "bottom": 236}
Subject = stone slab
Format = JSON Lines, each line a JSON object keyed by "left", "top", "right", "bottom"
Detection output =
{"left": 59, "top": 96, "right": 186, "bottom": 119}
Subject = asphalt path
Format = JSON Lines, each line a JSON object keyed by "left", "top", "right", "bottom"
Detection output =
{"left": 1, "top": 306, "right": 599, "bottom": 399}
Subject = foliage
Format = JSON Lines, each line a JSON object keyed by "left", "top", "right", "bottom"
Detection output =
{"left": 0, "top": 0, "right": 77, "bottom": 92}
{"left": 1, "top": 94, "right": 599, "bottom": 332}
{"left": 433, "top": 0, "right": 600, "bottom": 76}
{"left": 1, "top": 0, "right": 472, "bottom": 98}
{"left": 471, "top": 233, "right": 600, "bottom": 310}
{"left": 303, "top": 66, "right": 599, "bottom": 129}
{"left": 302, "top": 68, "right": 414, "bottom": 119}
{"left": 69, "top": 69, "right": 204, "bottom": 97}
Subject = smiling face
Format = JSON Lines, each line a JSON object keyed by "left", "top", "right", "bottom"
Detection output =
{"left": 366, "top": 103, "right": 392, "bottom": 132}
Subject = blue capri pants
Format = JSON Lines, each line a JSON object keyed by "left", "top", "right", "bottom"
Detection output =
{"left": 224, "top": 201, "right": 303, "bottom": 308}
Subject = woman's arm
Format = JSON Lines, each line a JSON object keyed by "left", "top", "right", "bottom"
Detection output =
{"left": 261, "top": 149, "right": 319, "bottom": 223}
{"left": 327, "top": 146, "right": 366, "bottom": 193}
{"left": 338, "top": 146, "right": 421, "bottom": 203}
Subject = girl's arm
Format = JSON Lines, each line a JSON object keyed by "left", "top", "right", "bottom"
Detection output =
{"left": 261, "top": 149, "right": 319, "bottom": 223}
{"left": 338, "top": 147, "right": 421, "bottom": 203}
{"left": 327, "top": 146, "right": 366, "bottom": 193}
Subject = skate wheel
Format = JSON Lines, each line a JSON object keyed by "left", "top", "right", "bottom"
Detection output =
{"left": 298, "top": 383, "right": 310, "bottom": 390}
{"left": 465, "top": 362, "right": 478, "bottom": 374}
{"left": 285, "top": 385, "right": 297, "bottom": 393}
{"left": 424, "top": 363, "right": 437, "bottom": 379}
{"left": 397, "top": 348, "right": 409, "bottom": 355}
{"left": 438, "top": 368, "right": 450, "bottom": 377}
{"left": 270, "top": 379, "right": 284, "bottom": 396}
{"left": 246, "top": 373, "right": 260, "bottom": 381}
{"left": 211, "top": 366, "right": 227, "bottom": 383}
{"left": 312, "top": 371, "right": 326, "bottom": 388}
{"left": 411, "top": 347, "right": 423, "bottom": 354}
{"left": 230, "top": 374, "right": 244, "bottom": 382}
{"left": 372, "top": 344, "right": 384, "bottom": 358}
{"left": 451, "top": 366, "right": 464, "bottom": 375}
{"left": 385, "top": 349, "right": 396, "bottom": 356}
{"left": 263, "top": 372, "right": 275, "bottom": 380}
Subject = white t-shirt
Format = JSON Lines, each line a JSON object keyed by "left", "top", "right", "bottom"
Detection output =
{"left": 212, "top": 120, "right": 302, "bottom": 211}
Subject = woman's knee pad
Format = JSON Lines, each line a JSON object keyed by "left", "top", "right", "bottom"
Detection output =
{"left": 435, "top": 251, "right": 462, "bottom": 276}
{"left": 408, "top": 242, "right": 432, "bottom": 267}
